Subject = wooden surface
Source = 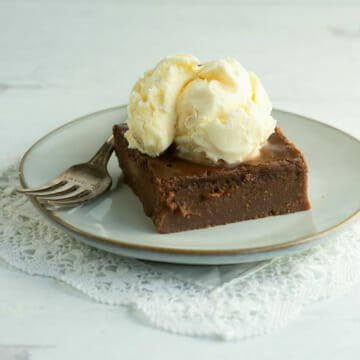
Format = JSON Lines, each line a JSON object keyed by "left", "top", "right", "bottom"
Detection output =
{"left": 0, "top": 0, "right": 359, "bottom": 359}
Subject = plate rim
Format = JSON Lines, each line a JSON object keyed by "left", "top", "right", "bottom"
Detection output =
{"left": 19, "top": 105, "right": 360, "bottom": 256}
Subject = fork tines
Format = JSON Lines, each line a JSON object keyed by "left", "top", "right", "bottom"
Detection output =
{"left": 17, "top": 180, "right": 92, "bottom": 206}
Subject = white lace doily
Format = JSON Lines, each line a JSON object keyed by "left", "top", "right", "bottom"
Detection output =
{"left": 0, "top": 163, "right": 359, "bottom": 340}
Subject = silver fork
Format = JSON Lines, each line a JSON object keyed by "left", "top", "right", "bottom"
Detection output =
{"left": 17, "top": 135, "right": 115, "bottom": 206}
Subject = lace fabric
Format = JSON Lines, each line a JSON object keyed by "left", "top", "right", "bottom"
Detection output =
{"left": 0, "top": 163, "right": 359, "bottom": 340}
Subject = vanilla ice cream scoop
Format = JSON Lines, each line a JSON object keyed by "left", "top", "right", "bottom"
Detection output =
{"left": 125, "top": 54, "right": 200, "bottom": 157}
{"left": 175, "top": 58, "right": 276, "bottom": 163}
{"left": 125, "top": 55, "right": 276, "bottom": 164}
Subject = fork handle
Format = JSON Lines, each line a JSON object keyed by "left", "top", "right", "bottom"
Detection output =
{"left": 88, "top": 134, "right": 115, "bottom": 168}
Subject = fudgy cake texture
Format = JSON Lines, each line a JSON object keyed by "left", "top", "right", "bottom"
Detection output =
{"left": 113, "top": 124, "right": 310, "bottom": 233}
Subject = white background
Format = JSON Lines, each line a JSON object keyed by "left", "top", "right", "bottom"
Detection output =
{"left": 1, "top": 0, "right": 360, "bottom": 359}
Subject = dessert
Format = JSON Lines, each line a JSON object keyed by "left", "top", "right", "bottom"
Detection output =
{"left": 114, "top": 55, "right": 310, "bottom": 233}
{"left": 114, "top": 124, "right": 310, "bottom": 233}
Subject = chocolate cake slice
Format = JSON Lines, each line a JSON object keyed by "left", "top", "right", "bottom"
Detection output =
{"left": 113, "top": 124, "right": 310, "bottom": 234}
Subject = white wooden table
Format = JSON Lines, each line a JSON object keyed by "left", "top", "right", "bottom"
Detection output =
{"left": 1, "top": 1, "right": 359, "bottom": 359}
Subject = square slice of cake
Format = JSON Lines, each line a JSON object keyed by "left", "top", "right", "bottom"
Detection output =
{"left": 113, "top": 124, "right": 310, "bottom": 234}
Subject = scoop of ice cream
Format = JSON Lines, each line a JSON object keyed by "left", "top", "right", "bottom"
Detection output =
{"left": 174, "top": 58, "right": 276, "bottom": 163}
{"left": 125, "top": 54, "right": 200, "bottom": 157}
{"left": 125, "top": 55, "right": 276, "bottom": 164}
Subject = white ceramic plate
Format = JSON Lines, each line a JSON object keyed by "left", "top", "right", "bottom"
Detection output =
{"left": 20, "top": 106, "right": 360, "bottom": 264}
